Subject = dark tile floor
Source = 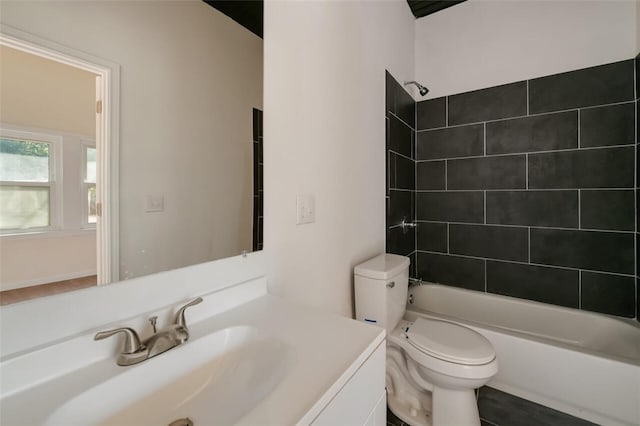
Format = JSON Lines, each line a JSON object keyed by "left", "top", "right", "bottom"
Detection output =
{"left": 387, "top": 387, "right": 598, "bottom": 426}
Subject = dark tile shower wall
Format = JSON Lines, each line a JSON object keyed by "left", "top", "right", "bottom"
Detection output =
{"left": 252, "top": 108, "right": 263, "bottom": 251}
{"left": 413, "top": 59, "right": 636, "bottom": 319}
{"left": 385, "top": 72, "right": 417, "bottom": 276}
{"left": 636, "top": 54, "right": 639, "bottom": 322}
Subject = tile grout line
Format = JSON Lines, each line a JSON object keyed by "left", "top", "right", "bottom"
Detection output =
{"left": 483, "top": 191, "right": 487, "bottom": 224}
{"left": 416, "top": 187, "right": 633, "bottom": 192}
{"left": 525, "top": 154, "right": 529, "bottom": 190}
{"left": 445, "top": 160, "right": 448, "bottom": 190}
{"left": 528, "top": 227, "right": 531, "bottom": 263}
{"left": 577, "top": 108, "right": 581, "bottom": 149}
{"left": 415, "top": 99, "right": 634, "bottom": 133}
{"left": 483, "top": 122, "right": 487, "bottom": 156}
{"left": 445, "top": 96, "right": 449, "bottom": 127}
{"left": 526, "top": 79, "right": 530, "bottom": 115}
{"left": 388, "top": 111, "right": 415, "bottom": 131}
{"left": 447, "top": 223, "right": 450, "bottom": 254}
{"left": 415, "top": 249, "right": 636, "bottom": 278}
{"left": 484, "top": 260, "right": 487, "bottom": 292}
{"left": 578, "top": 190, "right": 581, "bottom": 229}
{"left": 579, "top": 270, "right": 582, "bottom": 309}
{"left": 414, "top": 124, "right": 418, "bottom": 267}
{"left": 415, "top": 143, "right": 635, "bottom": 163}
{"left": 412, "top": 219, "right": 635, "bottom": 234}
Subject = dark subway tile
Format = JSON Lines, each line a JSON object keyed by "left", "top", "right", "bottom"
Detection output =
{"left": 388, "top": 115, "right": 413, "bottom": 158}
{"left": 450, "top": 224, "right": 528, "bottom": 262}
{"left": 636, "top": 277, "right": 639, "bottom": 324}
{"left": 581, "top": 272, "right": 636, "bottom": 318}
{"left": 636, "top": 54, "right": 640, "bottom": 100}
{"left": 387, "top": 151, "right": 395, "bottom": 191}
{"left": 417, "top": 222, "right": 448, "bottom": 253}
{"left": 416, "top": 124, "right": 484, "bottom": 160}
{"left": 387, "top": 226, "right": 415, "bottom": 257}
{"left": 530, "top": 228, "right": 634, "bottom": 274}
{"left": 385, "top": 71, "right": 395, "bottom": 116}
{"left": 637, "top": 189, "right": 639, "bottom": 232}
{"left": 486, "top": 262, "right": 579, "bottom": 308}
{"left": 257, "top": 164, "right": 263, "bottom": 191}
{"left": 390, "top": 153, "right": 415, "bottom": 190}
{"left": 486, "top": 111, "right": 577, "bottom": 155}
{"left": 416, "top": 191, "right": 484, "bottom": 223}
{"left": 417, "top": 161, "right": 446, "bottom": 190}
{"left": 528, "top": 146, "right": 634, "bottom": 189}
{"left": 580, "top": 102, "right": 635, "bottom": 148}
{"left": 529, "top": 60, "right": 635, "bottom": 113}
{"left": 410, "top": 251, "right": 417, "bottom": 278}
{"left": 252, "top": 108, "right": 261, "bottom": 141}
{"left": 388, "top": 190, "right": 414, "bottom": 227}
{"left": 416, "top": 252, "right": 485, "bottom": 291}
{"left": 487, "top": 190, "right": 578, "bottom": 228}
{"left": 396, "top": 83, "right": 416, "bottom": 129}
{"left": 448, "top": 81, "right": 527, "bottom": 125}
{"left": 478, "top": 387, "right": 596, "bottom": 426}
{"left": 447, "top": 155, "right": 526, "bottom": 190}
{"left": 580, "top": 190, "right": 635, "bottom": 231}
{"left": 417, "top": 97, "right": 446, "bottom": 130}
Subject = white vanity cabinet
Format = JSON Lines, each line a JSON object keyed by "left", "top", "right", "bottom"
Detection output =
{"left": 311, "top": 343, "right": 386, "bottom": 426}
{"left": 1, "top": 253, "right": 388, "bottom": 426}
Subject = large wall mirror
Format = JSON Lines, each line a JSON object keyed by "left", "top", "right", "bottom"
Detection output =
{"left": 0, "top": 1, "right": 263, "bottom": 304}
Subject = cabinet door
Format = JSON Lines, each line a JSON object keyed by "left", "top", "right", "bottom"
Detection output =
{"left": 311, "top": 343, "right": 385, "bottom": 426}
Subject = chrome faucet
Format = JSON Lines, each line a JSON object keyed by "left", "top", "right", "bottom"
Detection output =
{"left": 95, "top": 297, "right": 203, "bottom": 366}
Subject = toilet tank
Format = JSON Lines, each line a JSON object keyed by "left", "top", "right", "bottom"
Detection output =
{"left": 354, "top": 254, "right": 410, "bottom": 332}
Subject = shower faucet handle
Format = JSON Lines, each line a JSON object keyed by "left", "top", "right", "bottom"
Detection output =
{"left": 401, "top": 218, "right": 417, "bottom": 234}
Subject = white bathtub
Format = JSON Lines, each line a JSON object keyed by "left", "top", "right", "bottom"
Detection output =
{"left": 405, "top": 284, "right": 640, "bottom": 426}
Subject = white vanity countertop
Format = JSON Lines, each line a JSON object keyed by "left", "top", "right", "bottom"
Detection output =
{"left": 194, "top": 294, "right": 386, "bottom": 425}
{"left": 1, "top": 293, "right": 385, "bottom": 426}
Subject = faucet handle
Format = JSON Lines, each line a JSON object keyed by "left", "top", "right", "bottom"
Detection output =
{"left": 174, "top": 297, "right": 203, "bottom": 328}
{"left": 94, "top": 327, "right": 142, "bottom": 354}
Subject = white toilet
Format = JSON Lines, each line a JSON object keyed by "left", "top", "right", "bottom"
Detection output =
{"left": 354, "top": 254, "right": 498, "bottom": 426}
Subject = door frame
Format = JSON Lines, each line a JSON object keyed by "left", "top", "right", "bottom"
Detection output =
{"left": 1, "top": 24, "right": 120, "bottom": 284}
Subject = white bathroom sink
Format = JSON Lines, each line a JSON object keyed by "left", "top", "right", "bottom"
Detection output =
{"left": 44, "top": 325, "right": 288, "bottom": 426}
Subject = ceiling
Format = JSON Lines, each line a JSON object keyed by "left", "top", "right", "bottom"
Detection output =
{"left": 202, "top": 0, "right": 468, "bottom": 39}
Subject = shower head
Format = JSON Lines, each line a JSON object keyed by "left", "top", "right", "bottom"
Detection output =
{"left": 404, "top": 81, "right": 429, "bottom": 96}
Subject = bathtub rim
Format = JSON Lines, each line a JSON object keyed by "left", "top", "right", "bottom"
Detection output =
{"left": 405, "top": 283, "right": 640, "bottom": 367}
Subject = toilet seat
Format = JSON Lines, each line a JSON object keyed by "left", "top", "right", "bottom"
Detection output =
{"left": 388, "top": 320, "right": 498, "bottom": 381}
{"left": 406, "top": 317, "right": 495, "bottom": 365}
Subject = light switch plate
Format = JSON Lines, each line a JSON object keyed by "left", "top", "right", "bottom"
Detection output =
{"left": 296, "top": 194, "right": 315, "bottom": 224}
{"left": 146, "top": 194, "right": 164, "bottom": 212}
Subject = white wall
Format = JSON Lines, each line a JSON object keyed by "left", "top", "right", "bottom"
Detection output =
{"left": 1, "top": 233, "right": 96, "bottom": 290}
{"left": 415, "top": 0, "right": 637, "bottom": 99}
{"left": 0, "top": 1, "right": 263, "bottom": 281}
{"left": 263, "top": 0, "right": 414, "bottom": 317}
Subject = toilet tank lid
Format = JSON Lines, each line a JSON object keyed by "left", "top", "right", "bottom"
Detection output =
{"left": 354, "top": 254, "right": 410, "bottom": 280}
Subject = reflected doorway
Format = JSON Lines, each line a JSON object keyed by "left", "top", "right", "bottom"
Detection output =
{"left": 0, "top": 32, "right": 116, "bottom": 304}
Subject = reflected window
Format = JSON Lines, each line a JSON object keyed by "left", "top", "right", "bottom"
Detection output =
{"left": 84, "top": 146, "right": 97, "bottom": 224}
{"left": 0, "top": 137, "right": 53, "bottom": 231}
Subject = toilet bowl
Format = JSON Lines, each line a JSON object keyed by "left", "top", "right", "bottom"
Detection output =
{"left": 354, "top": 254, "right": 498, "bottom": 426}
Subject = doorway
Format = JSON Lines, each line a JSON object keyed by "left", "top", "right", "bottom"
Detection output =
{"left": 0, "top": 27, "right": 119, "bottom": 302}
